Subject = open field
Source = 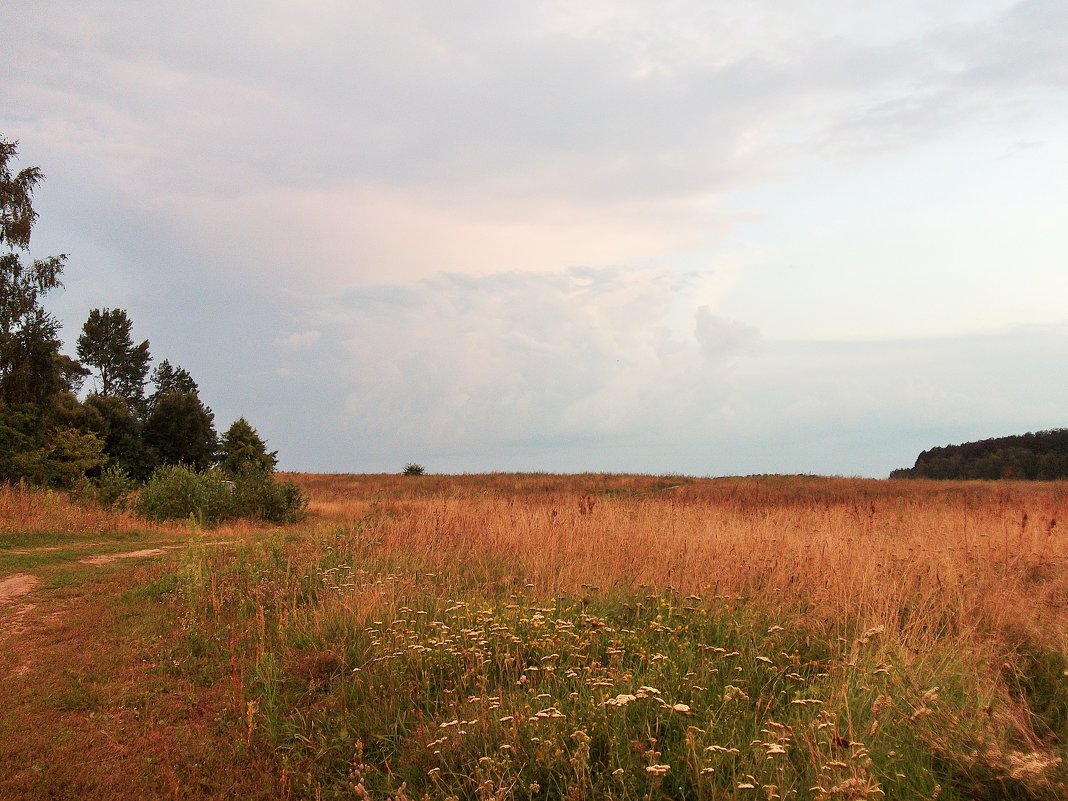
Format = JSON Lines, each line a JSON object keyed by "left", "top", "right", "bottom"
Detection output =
{"left": 2, "top": 474, "right": 1068, "bottom": 799}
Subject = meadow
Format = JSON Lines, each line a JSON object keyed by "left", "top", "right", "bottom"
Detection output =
{"left": 2, "top": 474, "right": 1068, "bottom": 800}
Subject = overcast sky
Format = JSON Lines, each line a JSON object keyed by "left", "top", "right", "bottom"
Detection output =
{"left": 3, "top": 1, "right": 1066, "bottom": 476}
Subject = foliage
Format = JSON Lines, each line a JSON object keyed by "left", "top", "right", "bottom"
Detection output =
{"left": 0, "top": 137, "right": 80, "bottom": 409}
{"left": 146, "top": 359, "right": 197, "bottom": 415}
{"left": 403, "top": 462, "right": 426, "bottom": 476}
{"left": 143, "top": 390, "right": 217, "bottom": 472}
{"left": 0, "top": 403, "right": 106, "bottom": 488}
{"left": 94, "top": 464, "right": 138, "bottom": 508}
{"left": 217, "top": 417, "right": 278, "bottom": 476}
{"left": 83, "top": 393, "right": 154, "bottom": 481}
{"left": 17, "top": 427, "right": 107, "bottom": 489}
{"left": 135, "top": 464, "right": 235, "bottom": 525}
{"left": 0, "top": 138, "right": 43, "bottom": 250}
{"left": 135, "top": 463, "right": 306, "bottom": 525}
{"left": 893, "top": 429, "right": 1068, "bottom": 480}
{"left": 0, "top": 134, "right": 296, "bottom": 501}
{"left": 76, "top": 308, "right": 151, "bottom": 405}
{"left": 229, "top": 470, "right": 307, "bottom": 523}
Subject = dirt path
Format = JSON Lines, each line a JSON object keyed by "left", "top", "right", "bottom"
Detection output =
{"left": 0, "top": 574, "right": 39, "bottom": 605}
{"left": 0, "top": 533, "right": 279, "bottom": 800}
{"left": 79, "top": 546, "right": 180, "bottom": 566}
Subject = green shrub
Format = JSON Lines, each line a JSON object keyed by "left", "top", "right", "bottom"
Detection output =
{"left": 230, "top": 472, "right": 307, "bottom": 524}
{"left": 402, "top": 462, "right": 425, "bottom": 476}
{"left": 95, "top": 464, "right": 137, "bottom": 508}
{"left": 135, "top": 464, "right": 307, "bottom": 525}
{"left": 135, "top": 464, "right": 234, "bottom": 524}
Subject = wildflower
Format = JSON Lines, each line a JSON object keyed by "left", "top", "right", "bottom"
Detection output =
{"left": 672, "top": 703, "right": 691, "bottom": 714}
{"left": 871, "top": 695, "right": 892, "bottom": 718}
{"left": 723, "top": 685, "right": 749, "bottom": 703}
{"left": 646, "top": 764, "right": 671, "bottom": 777}
{"left": 1007, "top": 751, "right": 1061, "bottom": 781}
{"left": 706, "top": 745, "right": 741, "bottom": 755}
{"left": 533, "top": 707, "right": 565, "bottom": 719}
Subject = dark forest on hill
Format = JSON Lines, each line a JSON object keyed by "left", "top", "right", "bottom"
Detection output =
{"left": 892, "top": 429, "right": 1068, "bottom": 480}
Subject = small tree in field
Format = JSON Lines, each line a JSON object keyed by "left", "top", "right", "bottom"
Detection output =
{"left": 218, "top": 417, "right": 278, "bottom": 476}
{"left": 403, "top": 463, "right": 426, "bottom": 476}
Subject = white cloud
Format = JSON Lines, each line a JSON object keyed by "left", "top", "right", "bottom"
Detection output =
{"left": 3, "top": 1, "right": 1066, "bottom": 475}
{"left": 327, "top": 267, "right": 746, "bottom": 453}
{"left": 275, "top": 329, "right": 321, "bottom": 351}
{"left": 259, "top": 267, "right": 1068, "bottom": 475}
{"left": 6, "top": 0, "right": 1064, "bottom": 289}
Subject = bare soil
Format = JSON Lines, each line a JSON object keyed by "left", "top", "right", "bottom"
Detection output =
{"left": 0, "top": 573, "right": 39, "bottom": 605}
{"left": 79, "top": 547, "right": 178, "bottom": 566}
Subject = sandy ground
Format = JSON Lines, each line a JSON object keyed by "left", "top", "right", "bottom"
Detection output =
{"left": 79, "top": 547, "right": 178, "bottom": 566}
{"left": 0, "top": 574, "right": 40, "bottom": 605}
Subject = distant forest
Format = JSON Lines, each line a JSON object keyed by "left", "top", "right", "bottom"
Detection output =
{"left": 891, "top": 429, "right": 1068, "bottom": 480}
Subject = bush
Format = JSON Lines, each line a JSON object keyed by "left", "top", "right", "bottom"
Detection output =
{"left": 402, "top": 462, "right": 425, "bottom": 476}
{"left": 96, "top": 464, "right": 137, "bottom": 508}
{"left": 230, "top": 472, "right": 307, "bottom": 524}
{"left": 135, "top": 464, "right": 234, "bottom": 525}
{"left": 135, "top": 464, "right": 307, "bottom": 525}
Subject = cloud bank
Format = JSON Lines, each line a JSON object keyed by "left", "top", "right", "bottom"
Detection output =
{"left": 2, "top": 1, "right": 1065, "bottom": 475}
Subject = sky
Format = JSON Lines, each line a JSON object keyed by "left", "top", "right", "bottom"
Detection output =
{"left": 2, "top": 0, "right": 1066, "bottom": 476}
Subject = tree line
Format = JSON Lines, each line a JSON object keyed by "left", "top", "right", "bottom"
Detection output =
{"left": 1, "top": 136, "right": 304, "bottom": 520}
{"left": 891, "top": 429, "right": 1068, "bottom": 480}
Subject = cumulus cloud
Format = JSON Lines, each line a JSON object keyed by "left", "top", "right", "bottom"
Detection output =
{"left": 259, "top": 272, "right": 1068, "bottom": 475}
{"left": 694, "top": 306, "right": 759, "bottom": 362}
{"left": 319, "top": 267, "right": 749, "bottom": 455}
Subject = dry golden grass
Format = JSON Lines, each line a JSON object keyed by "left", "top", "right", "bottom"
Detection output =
{"left": 287, "top": 473, "right": 1068, "bottom": 656}
{"left": 0, "top": 482, "right": 162, "bottom": 536}
{"left": 4, "top": 473, "right": 1068, "bottom": 799}
{"left": 227, "top": 473, "right": 1068, "bottom": 798}
{"left": 0, "top": 481, "right": 311, "bottom": 542}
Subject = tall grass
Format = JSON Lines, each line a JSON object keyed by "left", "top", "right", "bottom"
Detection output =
{"left": 170, "top": 475, "right": 1068, "bottom": 798}
{"left": 0, "top": 481, "right": 163, "bottom": 536}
